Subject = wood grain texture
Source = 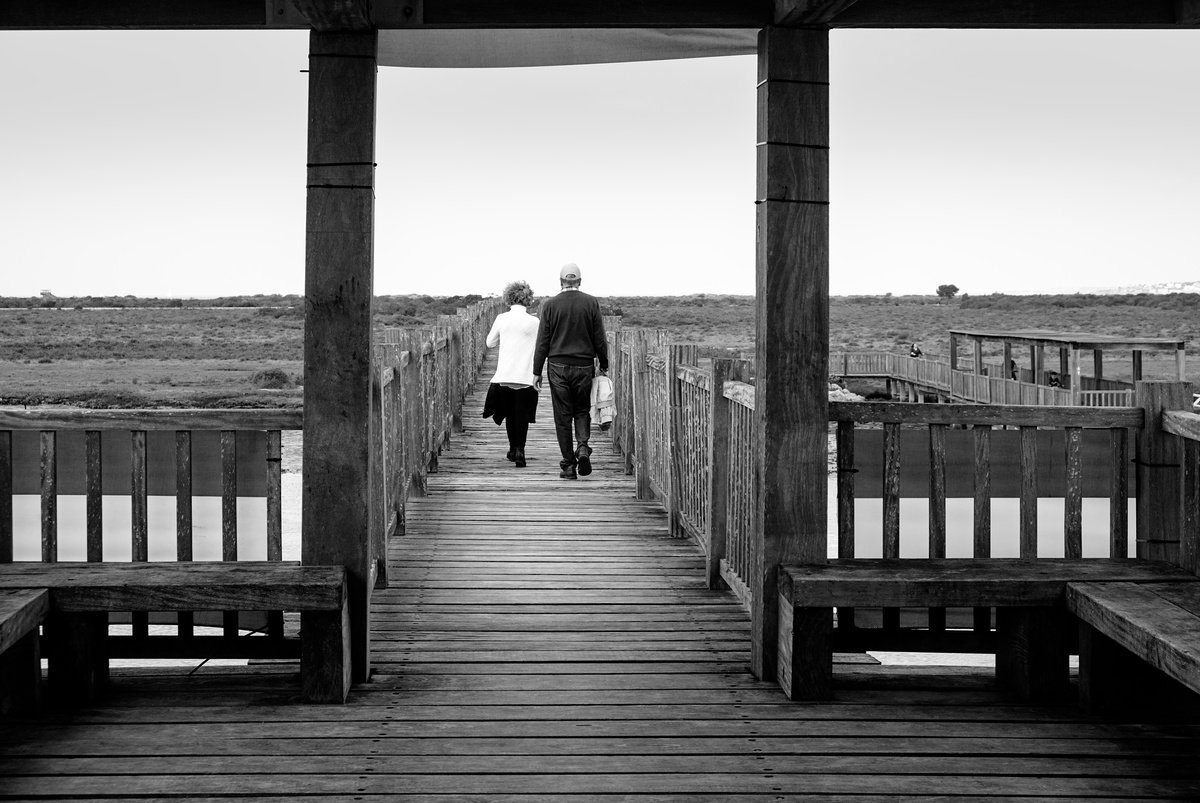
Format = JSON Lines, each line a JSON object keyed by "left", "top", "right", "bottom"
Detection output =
{"left": 0, "top": 588, "right": 49, "bottom": 655}
{"left": 973, "top": 426, "right": 991, "bottom": 558}
{"left": 0, "top": 408, "right": 302, "bottom": 431}
{"left": 1064, "top": 427, "right": 1083, "bottom": 558}
{"left": 828, "top": 401, "right": 1142, "bottom": 428}
{"left": 1068, "top": 581, "right": 1200, "bottom": 694}
{"left": 753, "top": 26, "right": 830, "bottom": 683}
{"left": 40, "top": 430, "right": 56, "bottom": 563}
{"left": 303, "top": 29, "right": 378, "bottom": 685}
{"left": 1135, "top": 382, "right": 1192, "bottom": 563}
{"left": 85, "top": 430, "right": 103, "bottom": 562}
{"left": 1111, "top": 427, "right": 1130, "bottom": 558}
{"left": 779, "top": 559, "right": 1197, "bottom": 608}
{"left": 0, "top": 562, "right": 346, "bottom": 611}
{"left": 6, "top": 357, "right": 1200, "bottom": 798}
{"left": 1019, "top": 426, "right": 1037, "bottom": 559}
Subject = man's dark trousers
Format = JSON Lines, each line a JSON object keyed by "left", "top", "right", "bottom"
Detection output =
{"left": 547, "top": 362, "right": 594, "bottom": 469}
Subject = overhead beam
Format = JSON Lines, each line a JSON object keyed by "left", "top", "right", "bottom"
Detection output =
{"left": 6, "top": 0, "right": 1195, "bottom": 29}
{"left": 294, "top": 0, "right": 373, "bottom": 31}
{"left": 775, "top": 0, "right": 861, "bottom": 26}
{"left": 828, "top": 0, "right": 1193, "bottom": 27}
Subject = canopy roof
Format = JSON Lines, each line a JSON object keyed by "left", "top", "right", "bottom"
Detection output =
{"left": 949, "top": 329, "right": 1187, "bottom": 352}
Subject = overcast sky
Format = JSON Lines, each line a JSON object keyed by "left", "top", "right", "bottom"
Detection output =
{"left": 1, "top": 28, "right": 1197, "bottom": 299}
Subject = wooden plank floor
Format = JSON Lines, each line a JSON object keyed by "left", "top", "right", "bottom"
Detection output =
{"left": 2, "top": 360, "right": 1200, "bottom": 800}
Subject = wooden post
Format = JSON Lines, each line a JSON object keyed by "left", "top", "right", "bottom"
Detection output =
{"left": 1030, "top": 345, "right": 1038, "bottom": 386}
{"left": 1177, "top": 348, "right": 1187, "bottom": 382}
{"left": 973, "top": 339, "right": 982, "bottom": 375}
{"left": 632, "top": 332, "right": 653, "bottom": 500}
{"left": 1133, "top": 350, "right": 1143, "bottom": 382}
{"left": 706, "top": 358, "right": 750, "bottom": 589}
{"left": 1094, "top": 349, "right": 1104, "bottom": 383}
{"left": 301, "top": 30, "right": 377, "bottom": 688}
{"left": 1070, "top": 348, "right": 1081, "bottom": 405}
{"left": 1135, "top": 381, "right": 1193, "bottom": 565}
{"left": 949, "top": 335, "right": 958, "bottom": 372}
{"left": 754, "top": 27, "right": 829, "bottom": 683}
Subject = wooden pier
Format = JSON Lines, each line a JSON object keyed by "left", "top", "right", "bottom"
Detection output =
{"left": 3, "top": 365, "right": 1199, "bottom": 800}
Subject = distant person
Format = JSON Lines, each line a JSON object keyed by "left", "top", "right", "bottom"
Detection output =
{"left": 481, "top": 281, "right": 540, "bottom": 468}
{"left": 533, "top": 263, "right": 609, "bottom": 480}
{"left": 1047, "top": 370, "right": 1061, "bottom": 388}
{"left": 1010, "top": 359, "right": 1019, "bottom": 380}
{"left": 908, "top": 342, "right": 923, "bottom": 358}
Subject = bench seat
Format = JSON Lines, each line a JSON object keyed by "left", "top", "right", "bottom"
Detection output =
{"left": 0, "top": 562, "right": 350, "bottom": 705}
{"left": 0, "top": 589, "right": 50, "bottom": 714}
{"left": 1067, "top": 581, "right": 1200, "bottom": 713}
{"left": 777, "top": 558, "right": 1198, "bottom": 702}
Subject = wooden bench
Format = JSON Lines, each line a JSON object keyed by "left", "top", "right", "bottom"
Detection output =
{"left": 777, "top": 558, "right": 1199, "bottom": 702}
{"left": 0, "top": 561, "right": 350, "bottom": 706}
{"left": 0, "top": 589, "right": 50, "bottom": 714}
{"left": 1068, "top": 581, "right": 1200, "bottom": 714}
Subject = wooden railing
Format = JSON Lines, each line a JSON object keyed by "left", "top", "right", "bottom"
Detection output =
{"left": 374, "top": 298, "right": 502, "bottom": 562}
{"left": 834, "top": 351, "right": 1139, "bottom": 407}
{"left": 610, "top": 330, "right": 1199, "bottom": 642}
{"left": 0, "top": 407, "right": 303, "bottom": 653}
{"left": 0, "top": 297, "right": 501, "bottom": 659}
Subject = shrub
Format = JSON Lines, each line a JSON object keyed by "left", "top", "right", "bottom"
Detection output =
{"left": 251, "top": 368, "right": 292, "bottom": 389}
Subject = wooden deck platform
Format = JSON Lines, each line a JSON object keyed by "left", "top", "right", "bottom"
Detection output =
{"left": 2, "top": 364, "right": 1200, "bottom": 800}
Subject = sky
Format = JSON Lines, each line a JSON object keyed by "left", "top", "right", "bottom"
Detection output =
{"left": 1, "top": 27, "right": 1198, "bottom": 300}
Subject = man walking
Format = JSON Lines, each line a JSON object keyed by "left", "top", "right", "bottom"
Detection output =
{"left": 534, "top": 263, "right": 609, "bottom": 480}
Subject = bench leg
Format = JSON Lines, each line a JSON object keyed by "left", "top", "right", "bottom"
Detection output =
{"left": 777, "top": 599, "right": 833, "bottom": 701}
{"left": 45, "top": 612, "right": 108, "bottom": 707}
{"left": 301, "top": 603, "right": 352, "bottom": 703}
{"left": 0, "top": 630, "right": 42, "bottom": 715}
{"left": 995, "top": 607, "right": 1070, "bottom": 703}
{"left": 1078, "top": 622, "right": 1200, "bottom": 717}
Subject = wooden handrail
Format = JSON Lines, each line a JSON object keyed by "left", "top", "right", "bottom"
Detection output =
{"left": 0, "top": 409, "right": 302, "bottom": 431}
{"left": 1163, "top": 410, "right": 1200, "bottom": 442}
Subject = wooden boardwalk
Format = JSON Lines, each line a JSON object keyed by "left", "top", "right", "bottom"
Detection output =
{"left": 2, "top": 364, "right": 1200, "bottom": 800}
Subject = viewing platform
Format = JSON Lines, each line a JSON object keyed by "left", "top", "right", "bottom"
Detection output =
{"left": 4, "top": 346, "right": 1200, "bottom": 799}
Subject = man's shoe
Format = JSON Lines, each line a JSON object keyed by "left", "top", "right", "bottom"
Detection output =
{"left": 576, "top": 445, "right": 592, "bottom": 476}
{"left": 514, "top": 449, "right": 526, "bottom": 468}
{"left": 559, "top": 465, "right": 577, "bottom": 480}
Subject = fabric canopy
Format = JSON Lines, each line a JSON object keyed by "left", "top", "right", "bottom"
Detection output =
{"left": 377, "top": 28, "right": 758, "bottom": 68}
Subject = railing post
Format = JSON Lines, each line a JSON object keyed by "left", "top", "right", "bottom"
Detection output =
{"left": 706, "top": 358, "right": 749, "bottom": 589}
{"left": 632, "top": 332, "right": 653, "bottom": 500}
{"left": 1135, "top": 381, "right": 1193, "bottom": 564}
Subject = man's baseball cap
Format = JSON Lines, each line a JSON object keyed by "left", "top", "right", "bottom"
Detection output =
{"left": 560, "top": 263, "right": 581, "bottom": 281}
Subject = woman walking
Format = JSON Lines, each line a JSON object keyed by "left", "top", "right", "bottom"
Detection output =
{"left": 482, "top": 281, "right": 540, "bottom": 467}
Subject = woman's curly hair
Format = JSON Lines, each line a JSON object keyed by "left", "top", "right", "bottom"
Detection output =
{"left": 502, "top": 281, "right": 534, "bottom": 307}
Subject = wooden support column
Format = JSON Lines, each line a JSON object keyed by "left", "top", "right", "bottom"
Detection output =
{"left": 1177, "top": 348, "right": 1187, "bottom": 381}
{"left": 973, "top": 339, "right": 983, "bottom": 375}
{"left": 1134, "top": 381, "right": 1193, "bottom": 565}
{"left": 754, "top": 27, "right": 829, "bottom": 683}
{"left": 1094, "top": 350, "right": 1104, "bottom": 383}
{"left": 949, "top": 335, "right": 958, "bottom": 372}
{"left": 1133, "top": 350, "right": 1143, "bottom": 382}
{"left": 302, "top": 30, "right": 378, "bottom": 687}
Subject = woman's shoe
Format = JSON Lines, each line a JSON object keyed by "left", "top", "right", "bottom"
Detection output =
{"left": 514, "top": 449, "right": 526, "bottom": 468}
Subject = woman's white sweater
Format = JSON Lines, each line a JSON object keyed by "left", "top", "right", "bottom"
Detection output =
{"left": 486, "top": 305, "right": 540, "bottom": 387}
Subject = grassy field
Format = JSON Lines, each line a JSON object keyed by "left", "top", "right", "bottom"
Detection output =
{"left": 1, "top": 294, "right": 1196, "bottom": 407}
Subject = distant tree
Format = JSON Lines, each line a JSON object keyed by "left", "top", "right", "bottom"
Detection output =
{"left": 935, "top": 284, "right": 960, "bottom": 302}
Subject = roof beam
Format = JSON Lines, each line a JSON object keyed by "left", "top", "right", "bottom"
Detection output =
{"left": 828, "top": 0, "right": 1194, "bottom": 28}
{"left": 775, "top": 0, "right": 861, "bottom": 26}
{"left": 294, "top": 0, "right": 373, "bottom": 31}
